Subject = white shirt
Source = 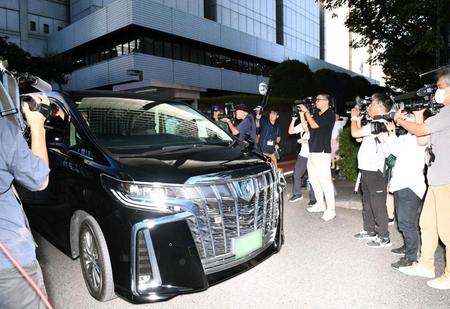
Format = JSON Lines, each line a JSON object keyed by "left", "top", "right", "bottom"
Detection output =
{"left": 357, "top": 125, "right": 386, "bottom": 172}
{"left": 332, "top": 117, "right": 348, "bottom": 139}
{"left": 385, "top": 133, "right": 427, "bottom": 198}
{"left": 293, "top": 123, "right": 310, "bottom": 158}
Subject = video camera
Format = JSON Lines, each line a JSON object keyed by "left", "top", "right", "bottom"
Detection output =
{"left": 394, "top": 84, "right": 444, "bottom": 116}
{"left": 0, "top": 58, "right": 53, "bottom": 130}
{"left": 218, "top": 102, "right": 236, "bottom": 121}
{"left": 292, "top": 97, "right": 316, "bottom": 117}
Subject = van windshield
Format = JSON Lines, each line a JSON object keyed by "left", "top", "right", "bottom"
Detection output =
{"left": 76, "top": 97, "right": 233, "bottom": 154}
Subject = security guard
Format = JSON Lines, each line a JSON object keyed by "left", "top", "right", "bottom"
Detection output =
{"left": 0, "top": 93, "right": 50, "bottom": 308}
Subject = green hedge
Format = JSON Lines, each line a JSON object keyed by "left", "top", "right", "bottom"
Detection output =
{"left": 336, "top": 127, "right": 360, "bottom": 182}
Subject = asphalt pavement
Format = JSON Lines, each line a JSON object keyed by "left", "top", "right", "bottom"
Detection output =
{"left": 35, "top": 181, "right": 450, "bottom": 309}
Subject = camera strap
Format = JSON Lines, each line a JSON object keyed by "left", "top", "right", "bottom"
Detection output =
{"left": 0, "top": 71, "right": 24, "bottom": 129}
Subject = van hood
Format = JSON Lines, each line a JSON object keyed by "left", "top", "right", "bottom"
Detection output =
{"left": 116, "top": 145, "right": 269, "bottom": 184}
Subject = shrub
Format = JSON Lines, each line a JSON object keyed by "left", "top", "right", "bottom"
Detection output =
{"left": 336, "top": 127, "right": 360, "bottom": 182}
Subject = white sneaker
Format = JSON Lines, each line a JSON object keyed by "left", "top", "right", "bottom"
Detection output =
{"left": 427, "top": 275, "right": 450, "bottom": 290}
{"left": 398, "top": 262, "right": 435, "bottom": 278}
{"left": 321, "top": 211, "right": 336, "bottom": 221}
{"left": 306, "top": 204, "right": 326, "bottom": 213}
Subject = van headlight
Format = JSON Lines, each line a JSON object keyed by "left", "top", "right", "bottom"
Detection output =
{"left": 100, "top": 174, "right": 188, "bottom": 213}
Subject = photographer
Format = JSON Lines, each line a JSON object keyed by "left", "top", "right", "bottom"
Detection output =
{"left": 0, "top": 93, "right": 50, "bottom": 308}
{"left": 258, "top": 108, "right": 281, "bottom": 168}
{"left": 395, "top": 69, "right": 450, "bottom": 290}
{"left": 299, "top": 94, "right": 336, "bottom": 221}
{"left": 221, "top": 103, "right": 256, "bottom": 143}
{"left": 351, "top": 93, "right": 393, "bottom": 248}
{"left": 380, "top": 112, "right": 427, "bottom": 269}
{"left": 210, "top": 104, "right": 228, "bottom": 131}
{"left": 288, "top": 109, "right": 317, "bottom": 205}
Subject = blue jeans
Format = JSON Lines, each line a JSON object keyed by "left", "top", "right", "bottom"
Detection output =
{"left": 394, "top": 188, "right": 422, "bottom": 260}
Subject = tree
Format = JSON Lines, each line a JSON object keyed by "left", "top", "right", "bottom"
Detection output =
{"left": 269, "top": 60, "right": 316, "bottom": 98}
{"left": 321, "top": 0, "right": 450, "bottom": 91}
{"left": 0, "top": 37, "right": 73, "bottom": 89}
{"left": 313, "top": 69, "right": 356, "bottom": 114}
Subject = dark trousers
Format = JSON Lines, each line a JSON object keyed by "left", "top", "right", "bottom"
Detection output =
{"left": 292, "top": 155, "right": 316, "bottom": 202}
{"left": 394, "top": 188, "right": 422, "bottom": 260}
{"left": 360, "top": 170, "right": 389, "bottom": 238}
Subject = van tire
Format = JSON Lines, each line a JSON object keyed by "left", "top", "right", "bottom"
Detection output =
{"left": 79, "top": 216, "right": 116, "bottom": 301}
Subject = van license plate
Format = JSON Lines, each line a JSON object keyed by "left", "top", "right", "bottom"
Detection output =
{"left": 232, "top": 229, "right": 263, "bottom": 259}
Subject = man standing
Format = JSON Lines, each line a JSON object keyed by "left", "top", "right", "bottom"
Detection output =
{"left": 299, "top": 94, "right": 336, "bottom": 221}
{"left": 350, "top": 93, "right": 393, "bottom": 248}
{"left": 258, "top": 108, "right": 281, "bottom": 168}
{"left": 0, "top": 93, "right": 50, "bottom": 308}
{"left": 395, "top": 68, "right": 450, "bottom": 289}
{"left": 221, "top": 103, "right": 256, "bottom": 143}
{"left": 381, "top": 113, "right": 427, "bottom": 269}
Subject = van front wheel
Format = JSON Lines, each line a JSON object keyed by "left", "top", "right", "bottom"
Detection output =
{"left": 79, "top": 216, "right": 116, "bottom": 301}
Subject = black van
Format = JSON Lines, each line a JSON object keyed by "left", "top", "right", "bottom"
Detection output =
{"left": 18, "top": 90, "right": 285, "bottom": 304}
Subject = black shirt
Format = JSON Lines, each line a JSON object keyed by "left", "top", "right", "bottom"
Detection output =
{"left": 309, "top": 108, "right": 336, "bottom": 153}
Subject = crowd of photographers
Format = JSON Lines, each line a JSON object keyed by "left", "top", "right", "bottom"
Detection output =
{"left": 211, "top": 68, "right": 450, "bottom": 290}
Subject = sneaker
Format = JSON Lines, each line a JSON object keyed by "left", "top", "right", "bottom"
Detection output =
{"left": 427, "top": 275, "right": 450, "bottom": 290}
{"left": 391, "top": 257, "right": 416, "bottom": 269}
{"left": 307, "top": 200, "right": 317, "bottom": 206}
{"left": 353, "top": 230, "right": 377, "bottom": 240}
{"left": 321, "top": 211, "right": 336, "bottom": 221}
{"left": 391, "top": 245, "right": 406, "bottom": 256}
{"left": 366, "top": 236, "right": 392, "bottom": 248}
{"left": 306, "top": 204, "right": 326, "bottom": 213}
{"left": 398, "top": 262, "right": 435, "bottom": 278}
{"left": 289, "top": 195, "right": 303, "bottom": 203}
{"left": 388, "top": 218, "right": 395, "bottom": 226}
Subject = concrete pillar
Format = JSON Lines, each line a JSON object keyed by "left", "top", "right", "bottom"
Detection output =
{"left": 19, "top": 0, "right": 28, "bottom": 51}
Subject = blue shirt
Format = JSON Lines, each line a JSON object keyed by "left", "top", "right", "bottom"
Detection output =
{"left": 0, "top": 119, "right": 49, "bottom": 269}
{"left": 258, "top": 118, "right": 280, "bottom": 154}
{"left": 237, "top": 114, "right": 256, "bottom": 143}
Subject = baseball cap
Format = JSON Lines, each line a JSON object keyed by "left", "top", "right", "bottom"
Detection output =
{"left": 253, "top": 105, "right": 263, "bottom": 111}
{"left": 211, "top": 104, "right": 223, "bottom": 112}
{"left": 235, "top": 103, "right": 249, "bottom": 112}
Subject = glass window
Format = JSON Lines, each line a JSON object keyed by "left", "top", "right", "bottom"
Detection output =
{"left": 172, "top": 43, "right": 181, "bottom": 60}
{"left": 43, "top": 24, "right": 49, "bottom": 34}
{"left": 143, "top": 37, "right": 154, "bottom": 55}
{"left": 90, "top": 53, "right": 99, "bottom": 65}
{"left": 76, "top": 97, "right": 232, "bottom": 155}
{"left": 181, "top": 45, "right": 190, "bottom": 62}
{"left": 122, "top": 42, "right": 130, "bottom": 55}
{"left": 58, "top": 26, "right": 63, "bottom": 31}
{"left": 190, "top": 47, "right": 198, "bottom": 63}
{"left": 163, "top": 41, "right": 172, "bottom": 58}
{"left": 115, "top": 44, "right": 123, "bottom": 56}
{"left": 129, "top": 40, "right": 137, "bottom": 53}
{"left": 30, "top": 21, "right": 36, "bottom": 31}
{"left": 197, "top": 48, "right": 205, "bottom": 65}
{"left": 154, "top": 39, "right": 163, "bottom": 57}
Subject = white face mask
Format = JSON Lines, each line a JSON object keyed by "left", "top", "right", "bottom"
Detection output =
{"left": 434, "top": 89, "right": 448, "bottom": 104}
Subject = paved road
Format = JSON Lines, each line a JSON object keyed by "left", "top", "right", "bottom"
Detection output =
{"left": 36, "top": 184, "right": 449, "bottom": 309}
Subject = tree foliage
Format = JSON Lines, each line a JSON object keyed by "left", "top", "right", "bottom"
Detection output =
{"left": 269, "top": 60, "right": 316, "bottom": 98}
{"left": 321, "top": 0, "right": 450, "bottom": 91}
{"left": 0, "top": 37, "right": 73, "bottom": 89}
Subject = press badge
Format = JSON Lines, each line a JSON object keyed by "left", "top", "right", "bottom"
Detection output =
{"left": 267, "top": 140, "right": 274, "bottom": 146}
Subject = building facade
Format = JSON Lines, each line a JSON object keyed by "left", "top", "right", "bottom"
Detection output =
{"left": 1, "top": 0, "right": 380, "bottom": 100}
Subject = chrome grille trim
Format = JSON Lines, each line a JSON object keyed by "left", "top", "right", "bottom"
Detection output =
{"left": 185, "top": 168, "right": 281, "bottom": 275}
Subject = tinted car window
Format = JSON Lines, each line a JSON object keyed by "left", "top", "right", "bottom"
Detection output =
{"left": 75, "top": 97, "right": 232, "bottom": 154}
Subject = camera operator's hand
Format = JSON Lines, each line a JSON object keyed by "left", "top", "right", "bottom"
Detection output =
{"left": 298, "top": 104, "right": 308, "bottom": 113}
{"left": 220, "top": 117, "right": 231, "bottom": 123}
{"left": 412, "top": 108, "right": 426, "bottom": 124}
{"left": 384, "top": 121, "right": 396, "bottom": 136}
{"left": 23, "top": 93, "right": 49, "bottom": 129}
{"left": 393, "top": 109, "right": 408, "bottom": 123}
{"left": 350, "top": 108, "right": 360, "bottom": 118}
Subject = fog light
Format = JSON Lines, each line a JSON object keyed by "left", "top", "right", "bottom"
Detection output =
{"left": 136, "top": 230, "right": 160, "bottom": 293}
